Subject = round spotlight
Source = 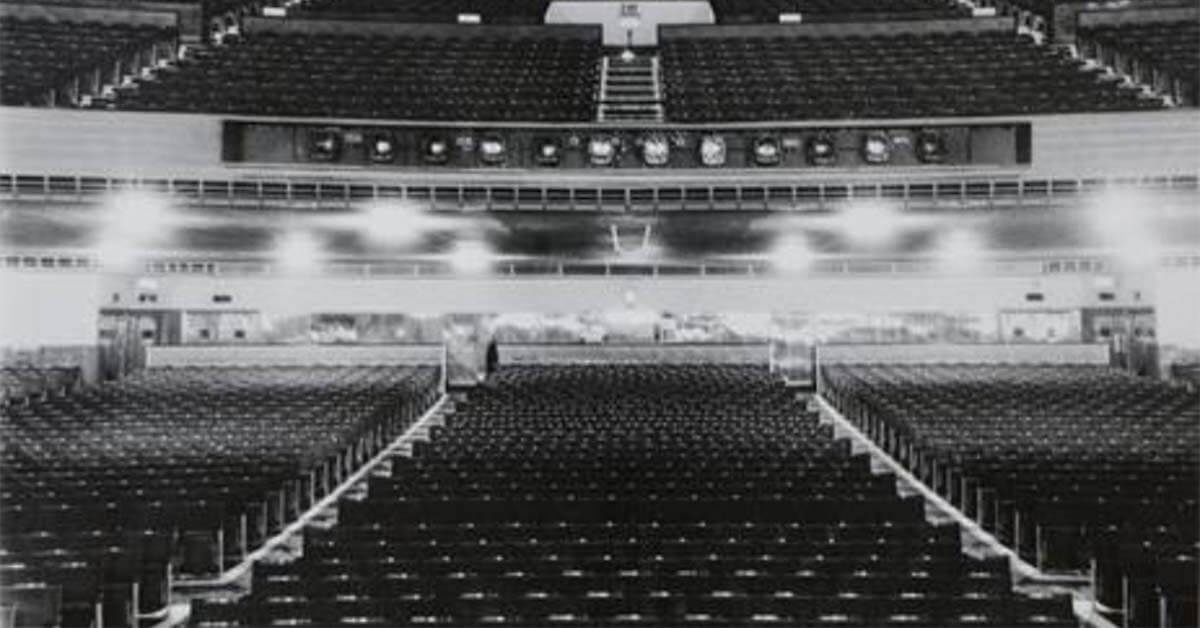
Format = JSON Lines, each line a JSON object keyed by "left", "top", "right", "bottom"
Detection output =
{"left": 698, "top": 134, "right": 727, "bottom": 167}
{"left": 308, "top": 128, "right": 342, "bottom": 162}
{"left": 914, "top": 130, "right": 947, "bottom": 164}
{"left": 421, "top": 135, "right": 451, "bottom": 165}
{"left": 588, "top": 136, "right": 618, "bottom": 167}
{"left": 478, "top": 135, "right": 507, "bottom": 165}
{"left": 861, "top": 132, "right": 893, "bottom": 164}
{"left": 806, "top": 133, "right": 838, "bottom": 166}
{"left": 641, "top": 134, "right": 670, "bottom": 167}
{"left": 366, "top": 132, "right": 396, "bottom": 163}
{"left": 534, "top": 138, "right": 561, "bottom": 166}
{"left": 751, "top": 136, "right": 782, "bottom": 167}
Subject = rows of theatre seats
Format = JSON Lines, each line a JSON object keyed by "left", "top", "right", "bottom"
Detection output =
{"left": 659, "top": 30, "right": 1161, "bottom": 121}
{"left": 982, "top": 0, "right": 1055, "bottom": 27}
{"left": 0, "top": 17, "right": 175, "bottom": 106}
{"left": 0, "top": 366, "right": 80, "bottom": 405}
{"left": 292, "top": 0, "right": 551, "bottom": 24}
{"left": 291, "top": 0, "right": 962, "bottom": 23}
{"left": 113, "top": 31, "right": 600, "bottom": 121}
{"left": 1169, "top": 362, "right": 1200, "bottom": 391}
{"left": 710, "top": 0, "right": 967, "bottom": 23}
{"left": 820, "top": 363, "right": 1199, "bottom": 628}
{"left": 192, "top": 364, "right": 1077, "bottom": 627}
{"left": 1078, "top": 19, "right": 1199, "bottom": 107}
{"left": 0, "top": 365, "right": 440, "bottom": 628}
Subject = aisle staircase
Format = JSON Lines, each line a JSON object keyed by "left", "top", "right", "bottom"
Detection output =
{"left": 597, "top": 52, "right": 664, "bottom": 122}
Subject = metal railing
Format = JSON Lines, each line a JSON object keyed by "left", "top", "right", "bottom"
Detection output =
{"left": 2, "top": 172, "right": 1197, "bottom": 213}
{"left": 7, "top": 248, "right": 1199, "bottom": 278}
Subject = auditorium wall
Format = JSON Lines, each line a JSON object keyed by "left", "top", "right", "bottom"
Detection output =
{"left": 0, "top": 270, "right": 103, "bottom": 380}
{"left": 95, "top": 272, "right": 1152, "bottom": 318}
{"left": 816, "top": 342, "right": 1110, "bottom": 365}
{"left": 2, "top": 107, "right": 1198, "bottom": 179}
{"left": 1151, "top": 267, "right": 1200, "bottom": 373}
{"left": 139, "top": 309, "right": 1001, "bottom": 347}
{"left": 3, "top": 267, "right": 1160, "bottom": 353}
{"left": 146, "top": 343, "right": 442, "bottom": 367}
{"left": 1154, "top": 268, "right": 1200, "bottom": 351}
{"left": 500, "top": 343, "right": 770, "bottom": 365}
{"left": 0, "top": 270, "right": 101, "bottom": 348}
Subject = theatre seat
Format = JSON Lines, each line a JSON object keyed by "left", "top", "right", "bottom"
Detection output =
{"left": 2, "top": 366, "right": 440, "bottom": 628}
{"left": 114, "top": 30, "right": 600, "bottom": 122}
{"left": 1078, "top": 19, "right": 1198, "bottom": 107}
{"left": 710, "top": 0, "right": 968, "bottom": 23}
{"left": 0, "top": 17, "right": 176, "bottom": 107}
{"left": 821, "top": 363, "right": 1198, "bottom": 625}
{"left": 659, "top": 30, "right": 1161, "bottom": 122}
{"left": 292, "top": 0, "right": 551, "bottom": 24}
{"left": 197, "top": 365, "right": 1076, "bottom": 627}
{"left": 1, "top": 366, "right": 80, "bottom": 404}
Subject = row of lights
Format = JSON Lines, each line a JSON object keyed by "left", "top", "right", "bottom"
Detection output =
{"left": 311, "top": 131, "right": 562, "bottom": 166}
{"left": 310, "top": 129, "right": 949, "bottom": 167}
{"left": 586, "top": 130, "right": 945, "bottom": 166}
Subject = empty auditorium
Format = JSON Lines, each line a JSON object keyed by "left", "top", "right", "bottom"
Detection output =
{"left": 0, "top": 0, "right": 1198, "bottom": 622}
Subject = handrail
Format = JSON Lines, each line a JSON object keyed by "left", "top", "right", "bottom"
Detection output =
{"left": 4, "top": 246, "right": 1198, "bottom": 277}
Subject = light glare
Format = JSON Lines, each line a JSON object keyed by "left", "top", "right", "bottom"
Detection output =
{"left": 101, "top": 190, "right": 173, "bottom": 241}
{"left": 94, "top": 240, "right": 143, "bottom": 272}
{"left": 356, "top": 200, "right": 455, "bottom": 248}
{"left": 274, "top": 230, "right": 323, "bottom": 275}
{"left": 771, "top": 234, "right": 815, "bottom": 274}
{"left": 935, "top": 228, "right": 985, "bottom": 274}
{"left": 830, "top": 200, "right": 903, "bottom": 249}
{"left": 448, "top": 239, "right": 493, "bottom": 276}
{"left": 1084, "top": 187, "right": 1162, "bottom": 270}
{"left": 91, "top": 189, "right": 176, "bottom": 272}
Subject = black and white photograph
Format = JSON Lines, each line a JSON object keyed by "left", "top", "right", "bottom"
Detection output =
{"left": 0, "top": 0, "right": 1197, "bottom": 625}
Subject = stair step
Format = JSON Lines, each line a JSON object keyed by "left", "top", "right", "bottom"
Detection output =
{"left": 607, "top": 57, "right": 653, "bottom": 65}
{"left": 604, "top": 92, "right": 657, "bottom": 100}
{"left": 602, "top": 101, "right": 662, "bottom": 108}
{"left": 602, "top": 107, "right": 663, "bottom": 115}
{"left": 603, "top": 97, "right": 661, "bottom": 105}
{"left": 596, "top": 53, "right": 663, "bottom": 123}
{"left": 606, "top": 79, "right": 654, "bottom": 87}
{"left": 606, "top": 116, "right": 663, "bottom": 122}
